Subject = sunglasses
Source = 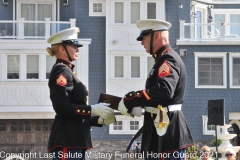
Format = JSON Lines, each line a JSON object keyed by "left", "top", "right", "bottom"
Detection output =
{"left": 225, "top": 154, "right": 233, "bottom": 157}
{"left": 202, "top": 150, "right": 210, "bottom": 153}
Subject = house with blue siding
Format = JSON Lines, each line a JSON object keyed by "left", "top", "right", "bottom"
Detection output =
{"left": 0, "top": 0, "right": 239, "bottom": 158}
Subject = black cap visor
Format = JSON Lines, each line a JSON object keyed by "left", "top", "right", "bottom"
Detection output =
{"left": 136, "top": 29, "right": 169, "bottom": 41}
{"left": 136, "top": 29, "right": 153, "bottom": 41}
{"left": 56, "top": 39, "right": 83, "bottom": 47}
{"left": 63, "top": 39, "right": 83, "bottom": 47}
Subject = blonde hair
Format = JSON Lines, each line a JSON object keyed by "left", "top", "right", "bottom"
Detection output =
{"left": 201, "top": 146, "right": 211, "bottom": 151}
{"left": 46, "top": 44, "right": 61, "bottom": 57}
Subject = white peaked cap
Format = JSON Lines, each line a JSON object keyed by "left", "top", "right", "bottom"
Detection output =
{"left": 136, "top": 19, "right": 172, "bottom": 41}
{"left": 136, "top": 19, "right": 171, "bottom": 31}
{"left": 47, "top": 27, "right": 82, "bottom": 47}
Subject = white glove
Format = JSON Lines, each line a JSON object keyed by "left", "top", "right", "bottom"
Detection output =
{"left": 91, "top": 103, "right": 114, "bottom": 119}
{"left": 118, "top": 99, "right": 133, "bottom": 118}
{"left": 98, "top": 114, "right": 116, "bottom": 125}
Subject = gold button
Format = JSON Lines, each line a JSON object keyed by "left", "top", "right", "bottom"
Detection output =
{"left": 77, "top": 110, "right": 80, "bottom": 112}
{"left": 83, "top": 110, "right": 85, "bottom": 113}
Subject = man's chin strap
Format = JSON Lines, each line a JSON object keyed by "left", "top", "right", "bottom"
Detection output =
{"left": 62, "top": 45, "right": 72, "bottom": 62}
{"left": 150, "top": 31, "right": 155, "bottom": 55}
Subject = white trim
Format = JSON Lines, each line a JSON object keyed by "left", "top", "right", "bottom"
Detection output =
{"left": 202, "top": 115, "right": 215, "bottom": 135}
{"left": 109, "top": 115, "right": 143, "bottom": 134}
{"left": 177, "top": 41, "right": 240, "bottom": 45}
{"left": 110, "top": 0, "right": 165, "bottom": 25}
{"left": 229, "top": 112, "right": 240, "bottom": 120}
{"left": 212, "top": 9, "right": 240, "bottom": 35}
{"left": 202, "top": 115, "right": 221, "bottom": 136}
{"left": 0, "top": 106, "right": 55, "bottom": 119}
{"left": 89, "top": 0, "right": 106, "bottom": 17}
{"left": 16, "top": 0, "right": 56, "bottom": 21}
{"left": 194, "top": 52, "right": 227, "bottom": 88}
{"left": 194, "top": 0, "right": 240, "bottom": 4}
{"left": 109, "top": 50, "right": 149, "bottom": 80}
{"left": 229, "top": 53, "right": 240, "bottom": 88}
{"left": 195, "top": 3, "right": 208, "bottom": 39}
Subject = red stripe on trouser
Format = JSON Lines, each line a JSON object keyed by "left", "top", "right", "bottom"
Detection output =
{"left": 62, "top": 147, "right": 67, "bottom": 160}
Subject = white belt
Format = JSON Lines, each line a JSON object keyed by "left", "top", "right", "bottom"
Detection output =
{"left": 145, "top": 104, "right": 182, "bottom": 114}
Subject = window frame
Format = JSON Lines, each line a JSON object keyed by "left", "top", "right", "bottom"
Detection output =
{"left": 202, "top": 115, "right": 220, "bottom": 136}
{"left": 229, "top": 52, "right": 240, "bottom": 88}
{"left": 26, "top": 54, "right": 40, "bottom": 80}
{"left": 109, "top": 115, "right": 143, "bottom": 134}
{"left": 3, "top": 51, "right": 52, "bottom": 81}
{"left": 16, "top": 0, "right": 56, "bottom": 21}
{"left": 212, "top": 9, "right": 240, "bottom": 36}
{"left": 194, "top": 52, "right": 227, "bottom": 88}
{"left": 110, "top": 0, "right": 165, "bottom": 25}
{"left": 6, "top": 54, "right": 21, "bottom": 80}
{"left": 111, "top": 53, "right": 152, "bottom": 79}
{"left": 89, "top": 0, "right": 106, "bottom": 17}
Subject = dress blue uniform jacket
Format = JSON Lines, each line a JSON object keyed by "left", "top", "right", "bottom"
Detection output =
{"left": 124, "top": 44, "right": 194, "bottom": 153}
{"left": 48, "top": 59, "right": 102, "bottom": 152}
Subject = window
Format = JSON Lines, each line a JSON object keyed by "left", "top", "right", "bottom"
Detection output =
{"left": 198, "top": 58, "right": 223, "bottom": 85}
{"left": 27, "top": 55, "right": 39, "bottom": 79}
{"left": 111, "top": 1, "right": 165, "bottom": 24}
{"left": 196, "top": 10, "right": 202, "bottom": 39}
{"left": 113, "top": 121, "right": 122, "bottom": 130}
{"left": 212, "top": 9, "right": 240, "bottom": 37}
{"left": 11, "top": 120, "right": 32, "bottom": 132}
{"left": 21, "top": 3, "right": 52, "bottom": 37}
{"left": 130, "top": 121, "right": 139, "bottom": 130}
{"left": 46, "top": 55, "right": 55, "bottom": 79}
{"left": 115, "top": 56, "right": 124, "bottom": 77}
{"left": 214, "top": 14, "right": 225, "bottom": 36}
{"left": 147, "top": 57, "right": 154, "bottom": 74}
{"left": 35, "top": 120, "right": 52, "bottom": 131}
{"left": 0, "top": 121, "right": 7, "bottom": 131}
{"left": 229, "top": 53, "right": 240, "bottom": 88}
{"left": 89, "top": 0, "right": 106, "bottom": 16}
{"left": 131, "top": 2, "right": 140, "bottom": 24}
{"left": 230, "top": 14, "right": 240, "bottom": 36}
{"left": 194, "top": 52, "right": 227, "bottom": 88}
{"left": 202, "top": 115, "right": 220, "bottom": 135}
{"left": 109, "top": 115, "right": 143, "bottom": 134}
{"left": 115, "top": 2, "right": 124, "bottom": 23}
{"left": 93, "top": 3, "right": 102, "bottom": 12}
{"left": 131, "top": 57, "right": 140, "bottom": 78}
{"left": 7, "top": 55, "right": 20, "bottom": 79}
{"left": 112, "top": 53, "right": 152, "bottom": 79}
{"left": 147, "top": 3, "right": 156, "bottom": 19}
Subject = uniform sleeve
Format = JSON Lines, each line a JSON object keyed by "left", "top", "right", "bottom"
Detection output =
{"left": 124, "top": 54, "right": 180, "bottom": 109}
{"left": 90, "top": 116, "right": 103, "bottom": 127}
{"left": 49, "top": 64, "right": 92, "bottom": 120}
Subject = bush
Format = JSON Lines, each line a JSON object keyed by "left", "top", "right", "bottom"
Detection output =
{"left": 185, "top": 145, "right": 199, "bottom": 160}
{"left": 211, "top": 138, "right": 222, "bottom": 147}
{"left": 211, "top": 138, "right": 222, "bottom": 159}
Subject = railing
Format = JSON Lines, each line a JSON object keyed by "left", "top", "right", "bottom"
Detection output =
{"left": 179, "top": 20, "right": 240, "bottom": 41}
{"left": 0, "top": 18, "right": 76, "bottom": 39}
